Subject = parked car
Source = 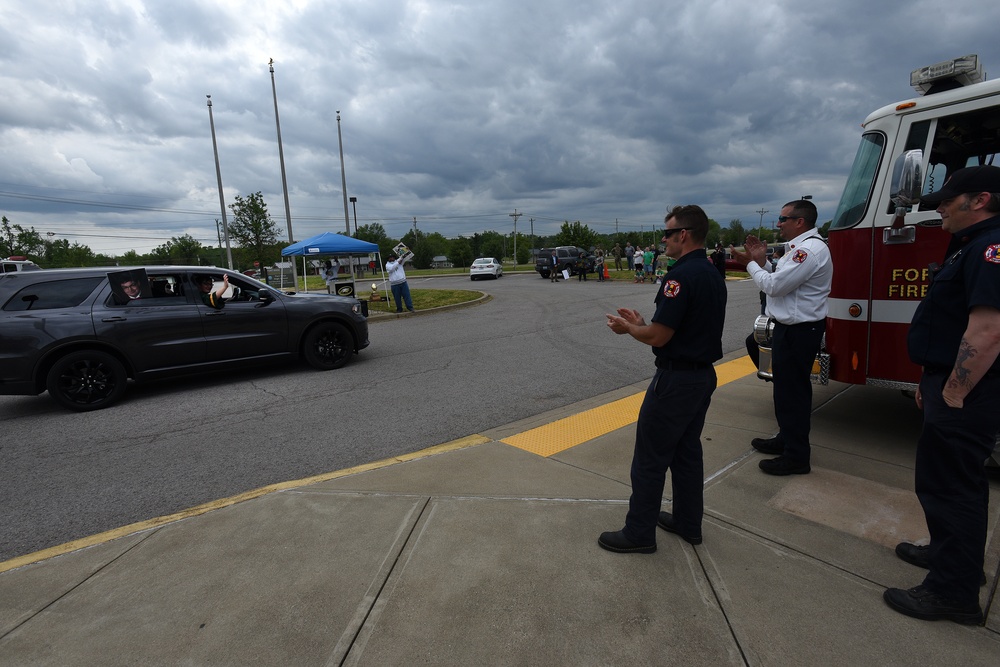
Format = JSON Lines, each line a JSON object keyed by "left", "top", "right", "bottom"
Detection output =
{"left": 0, "top": 266, "right": 369, "bottom": 411}
{"left": 470, "top": 257, "right": 503, "bottom": 280}
{"left": 534, "top": 246, "right": 594, "bottom": 279}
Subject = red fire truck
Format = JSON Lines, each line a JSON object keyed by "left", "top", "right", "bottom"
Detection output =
{"left": 752, "top": 55, "right": 999, "bottom": 467}
{"left": 754, "top": 54, "right": 999, "bottom": 391}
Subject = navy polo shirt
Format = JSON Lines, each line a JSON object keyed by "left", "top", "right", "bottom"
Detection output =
{"left": 650, "top": 248, "right": 727, "bottom": 365}
{"left": 908, "top": 214, "right": 1000, "bottom": 371}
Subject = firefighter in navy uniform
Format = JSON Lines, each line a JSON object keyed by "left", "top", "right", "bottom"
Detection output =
{"left": 884, "top": 165, "right": 1000, "bottom": 625}
{"left": 598, "top": 205, "right": 727, "bottom": 553}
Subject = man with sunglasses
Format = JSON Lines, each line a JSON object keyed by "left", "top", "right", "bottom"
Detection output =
{"left": 598, "top": 205, "right": 727, "bottom": 554}
{"left": 883, "top": 165, "right": 1000, "bottom": 625}
{"left": 730, "top": 199, "right": 832, "bottom": 476}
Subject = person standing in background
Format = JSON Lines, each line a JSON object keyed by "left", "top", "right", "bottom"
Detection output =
{"left": 385, "top": 253, "right": 414, "bottom": 313}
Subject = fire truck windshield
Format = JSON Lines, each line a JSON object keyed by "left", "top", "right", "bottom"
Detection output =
{"left": 830, "top": 132, "right": 885, "bottom": 230}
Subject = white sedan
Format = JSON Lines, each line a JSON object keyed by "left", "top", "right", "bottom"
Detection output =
{"left": 470, "top": 257, "right": 503, "bottom": 280}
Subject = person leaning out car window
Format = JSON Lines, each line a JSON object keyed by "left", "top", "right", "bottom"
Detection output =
{"left": 197, "top": 274, "right": 228, "bottom": 309}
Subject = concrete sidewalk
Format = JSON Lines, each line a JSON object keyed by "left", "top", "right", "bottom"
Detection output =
{"left": 1, "top": 366, "right": 998, "bottom": 665}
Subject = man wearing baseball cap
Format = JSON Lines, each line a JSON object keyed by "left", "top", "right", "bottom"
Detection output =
{"left": 884, "top": 165, "right": 1000, "bottom": 624}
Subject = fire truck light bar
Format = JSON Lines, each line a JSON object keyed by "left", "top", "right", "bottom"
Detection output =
{"left": 910, "top": 54, "right": 985, "bottom": 94}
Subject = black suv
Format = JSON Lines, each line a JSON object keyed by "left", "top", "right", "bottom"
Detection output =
{"left": 534, "top": 246, "right": 595, "bottom": 279}
{"left": 0, "top": 266, "right": 369, "bottom": 411}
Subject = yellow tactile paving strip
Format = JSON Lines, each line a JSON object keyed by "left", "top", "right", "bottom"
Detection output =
{"left": 501, "top": 356, "right": 758, "bottom": 457}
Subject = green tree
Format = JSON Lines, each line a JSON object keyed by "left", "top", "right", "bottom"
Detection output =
{"left": 479, "top": 230, "right": 505, "bottom": 260}
{"left": 356, "top": 222, "right": 388, "bottom": 245}
{"left": 150, "top": 234, "right": 206, "bottom": 265}
{"left": 169, "top": 234, "right": 206, "bottom": 265}
{"left": 399, "top": 228, "right": 427, "bottom": 254}
{"left": 705, "top": 219, "right": 722, "bottom": 248}
{"left": 722, "top": 218, "right": 747, "bottom": 247}
{"left": 148, "top": 243, "right": 172, "bottom": 265}
{"left": 553, "top": 221, "right": 599, "bottom": 249}
{"left": 42, "top": 238, "right": 97, "bottom": 267}
{"left": 413, "top": 242, "right": 435, "bottom": 269}
{"left": 228, "top": 192, "right": 281, "bottom": 267}
{"left": 1, "top": 216, "right": 46, "bottom": 259}
{"left": 515, "top": 244, "right": 531, "bottom": 265}
{"left": 356, "top": 222, "right": 394, "bottom": 262}
{"left": 119, "top": 250, "right": 142, "bottom": 265}
{"left": 450, "top": 237, "right": 473, "bottom": 268}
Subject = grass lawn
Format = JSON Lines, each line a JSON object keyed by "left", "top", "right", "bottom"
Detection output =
{"left": 288, "top": 265, "right": 748, "bottom": 313}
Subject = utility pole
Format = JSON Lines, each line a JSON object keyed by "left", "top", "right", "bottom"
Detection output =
{"left": 413, "top": 217, "right": 417, "bottom": 248}
{"left": 529, "top": 217, "right": 534, "bottom": 259}
{"left": 755, "top": 207, "right": 769, "bottom": 240}
{"left": 509, "top": 209, "right": 522, "bottom": 268}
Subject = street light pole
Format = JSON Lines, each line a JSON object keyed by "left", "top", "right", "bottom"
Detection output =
{"left": 337, "top": 111, "right": 351, "bottom": 236}
{"left": 206, "top": 95, "right": 233, "bottom": 269}
{"left": 269, "top": 59, "right": 298, "bottom": 287}
{"left": 349, "top": 196, "right": 358, "bottom": 236}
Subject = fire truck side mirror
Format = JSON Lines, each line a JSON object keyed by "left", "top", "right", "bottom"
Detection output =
{"left": 889, "top": 149, "right": 924, "bottom": 231}
{"left": 890, "top": 149, "right": 924, "bottom": 209}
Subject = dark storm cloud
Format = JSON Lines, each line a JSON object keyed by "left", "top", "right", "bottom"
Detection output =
{"left": 1, "top": 0, "right": 1000, "bottom": 253}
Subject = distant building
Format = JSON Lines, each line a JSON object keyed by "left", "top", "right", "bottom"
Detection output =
{"left": 431, "top": 255, "right": 453, "bottom": 269}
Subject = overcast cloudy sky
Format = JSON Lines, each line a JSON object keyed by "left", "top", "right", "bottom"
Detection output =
{"left": 2, "top": 0, "right": 999, "bottom": 256}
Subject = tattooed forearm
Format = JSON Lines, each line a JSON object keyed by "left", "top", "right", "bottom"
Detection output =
{"left": 948, "top": 339, "right": 976, "bottom": 390}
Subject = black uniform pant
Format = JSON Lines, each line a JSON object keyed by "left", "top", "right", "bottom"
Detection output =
{"left": 915, "top": 370, "right": 996, "bottom": 606}
{"left": 623, "top": 366, "right": 717, "bottom": 544}
{"left": 771, "top": 319, "right": 825, "bottom": 465}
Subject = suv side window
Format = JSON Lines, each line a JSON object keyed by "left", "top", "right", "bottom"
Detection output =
{"left": 105, "top": 273, "right": 188, "bottom": 307}
{"left": 2, "top": 277, "right": 104, "bottom": 311}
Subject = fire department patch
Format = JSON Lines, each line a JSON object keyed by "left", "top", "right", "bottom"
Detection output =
{"left": 662, "top": 280, "right": 681, "bottom": 298}
{"left": 985, "top": 244, "right": 1000, "bottom": 264}
{"left": 792, "top": 249, "right": 809, "bottom": 264}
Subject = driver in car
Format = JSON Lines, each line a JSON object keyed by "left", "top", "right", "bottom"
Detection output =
{"left": 197, "top": 274, "right": 229, "bottom": 309}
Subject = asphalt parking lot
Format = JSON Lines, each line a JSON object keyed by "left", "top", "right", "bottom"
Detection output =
{"left": 2, "top": 350, "right": 997, "bottom": 665}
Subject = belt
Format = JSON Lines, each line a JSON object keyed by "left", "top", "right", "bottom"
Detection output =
{"left": 655, "top": 358, "right": 711, "bottom": 371}
{"left": 772, "top": 318, "right": 826, "bottom": 328}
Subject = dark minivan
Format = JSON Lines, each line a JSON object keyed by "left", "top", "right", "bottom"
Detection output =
{"left": 0, "top": 266, "right": 369, "bottom": 411}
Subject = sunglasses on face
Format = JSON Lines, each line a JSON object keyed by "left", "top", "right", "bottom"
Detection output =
{"left": 662, "top": 227, "right": 692, "bottom": 238}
